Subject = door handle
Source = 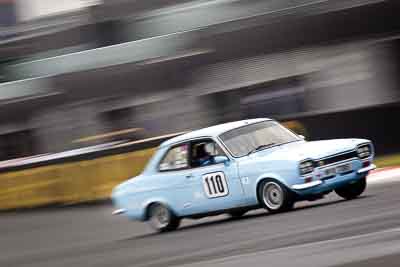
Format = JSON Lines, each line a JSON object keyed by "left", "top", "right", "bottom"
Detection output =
{"left": 185, "top": 174, "right": 194, "bottom": 179}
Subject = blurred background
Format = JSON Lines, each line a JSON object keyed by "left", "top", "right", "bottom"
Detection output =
{"left": 1, "top": 0, "right": 400, "bottom": 209}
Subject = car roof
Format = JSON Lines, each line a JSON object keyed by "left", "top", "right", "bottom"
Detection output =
{"left": 160, "top": 118, "right": 271, "bottom": 147}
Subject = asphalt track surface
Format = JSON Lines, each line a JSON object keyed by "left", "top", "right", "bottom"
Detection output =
{"left": 2, "top": 176, "right": 400, "bottom": 267}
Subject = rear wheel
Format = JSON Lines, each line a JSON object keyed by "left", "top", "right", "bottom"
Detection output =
{"left": 147, "top": 203, "right": 181, "bottom": 232}
{"left": 258, "top": 179, "right": 294, "bottom": 213}
{"left": 335, "top": 177, "right": 366, "bottom": 200}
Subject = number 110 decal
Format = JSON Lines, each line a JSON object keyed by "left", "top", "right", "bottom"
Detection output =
{"left": 202, "top": 172, "right": 229, "bottom": 198}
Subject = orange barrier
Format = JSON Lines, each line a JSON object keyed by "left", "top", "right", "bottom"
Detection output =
{"left": 0, "top": 148, "right": 155, "bottom": 210}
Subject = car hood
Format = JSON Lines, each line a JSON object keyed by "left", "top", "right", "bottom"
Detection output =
{"left": 252, "top": 138, "right": 369, "bottom": 161}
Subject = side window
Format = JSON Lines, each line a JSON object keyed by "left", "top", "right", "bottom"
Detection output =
{"left": 159, "top": 143, "right": 189, "bottom": 171}
{"left": 190, "top": 139, "right": 225, "bottom": 168}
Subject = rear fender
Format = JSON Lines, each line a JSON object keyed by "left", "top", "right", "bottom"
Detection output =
{"left": 142, "top": 197, "right": 178, "bottom": 220}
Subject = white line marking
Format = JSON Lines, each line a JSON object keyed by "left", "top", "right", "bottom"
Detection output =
{"left": 183, "top": 227, "right": 400, "bottom": 267}
{"left": 368, "top": 168, "right": 400, "bottom": 184}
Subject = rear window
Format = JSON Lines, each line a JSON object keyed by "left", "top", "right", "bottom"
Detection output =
{"left": 159, "top": 143, "right": 189, "bottom": 171}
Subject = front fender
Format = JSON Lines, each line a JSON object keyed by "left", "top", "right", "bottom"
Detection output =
{"left": 253, "top": 172, "right": 292, "bottom": 196}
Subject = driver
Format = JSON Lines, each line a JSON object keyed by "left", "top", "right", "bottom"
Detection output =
{"left": 195, "top": 143, "right": 214, "bottom": 166}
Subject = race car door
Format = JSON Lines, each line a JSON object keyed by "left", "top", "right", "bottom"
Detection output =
{"left": 184, "top": 138, "right": 245, "bottom": 214}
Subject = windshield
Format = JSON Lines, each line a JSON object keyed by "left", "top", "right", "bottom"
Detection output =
{"left": 219, "top": 121, "right": 300, "bottom": 157}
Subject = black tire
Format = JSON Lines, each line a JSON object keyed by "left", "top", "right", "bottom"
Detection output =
{"left": 228, "top": 210, "right": 247, "bottom": 219}
{"left": 335, "top": 177, "right": 366, "bottom": 200}
{"left": 258, "top": 179, "right": 294, "bottom": 213}
{"left": 147, "top": 203, "right": 181, "bottom": 232}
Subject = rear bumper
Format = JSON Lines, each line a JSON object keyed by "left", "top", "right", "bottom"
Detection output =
{"left": 112, "top": 209, "right": 126, "bottom": 215}
{"left": 291, "top": 164, "right": 375, "bottom": 194}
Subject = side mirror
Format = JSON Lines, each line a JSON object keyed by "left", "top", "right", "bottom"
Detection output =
{"left": 213, "top": 156, "right": 229, "bottom": 165}
{"left": 299, "top": 135, "right": 306, "bottom": 140}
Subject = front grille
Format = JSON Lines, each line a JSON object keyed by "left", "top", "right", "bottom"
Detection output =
{"left": 314, "top": 151, "right": 358, "bottom": 167}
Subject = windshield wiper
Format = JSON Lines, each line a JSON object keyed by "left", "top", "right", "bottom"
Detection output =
{"left": 246, "top": 143, "right": 276, "bottom": 156}
{"left": 279, "top": 140, "right": 301, "bottom": 146}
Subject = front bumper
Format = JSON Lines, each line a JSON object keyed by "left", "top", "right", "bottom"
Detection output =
{"left": 292, "top": 180, "right": 322, "bottom": 190}
{"left": 357, "top": 164, "right": 376, "bottom": 174}
{"left": 291, "top": 164, "right": 376, "bottom": 192}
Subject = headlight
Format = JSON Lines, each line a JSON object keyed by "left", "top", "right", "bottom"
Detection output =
{"left": 357, "top": 144, "right": 371, "bottom": 159}
{"left": 299, "top": 160, "right": 314, "bottom": 175}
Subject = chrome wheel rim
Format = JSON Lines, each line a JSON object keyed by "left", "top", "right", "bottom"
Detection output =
{"left": 149, "top": 205, "right": 170, "bottom": 229}
{"left": 263, "top": 182, "right": 283, "bottom": 210}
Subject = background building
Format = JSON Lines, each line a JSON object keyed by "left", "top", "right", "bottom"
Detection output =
{"left": 0, "top": 0, "right": 400, "bottom": 161}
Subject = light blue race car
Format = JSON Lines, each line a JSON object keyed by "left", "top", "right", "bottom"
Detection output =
{"left": 112, "top": 118, "right": 375, "bottom": 231}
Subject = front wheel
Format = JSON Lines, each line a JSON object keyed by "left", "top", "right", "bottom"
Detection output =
{"left": 258, "top": 179, "right": 294, "bottom": 213}
{"left": 335, "top": 177, "right": 366, "bottom": 200}
{"left": 147, "top": 203, "right": 181, "bottom": 232}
